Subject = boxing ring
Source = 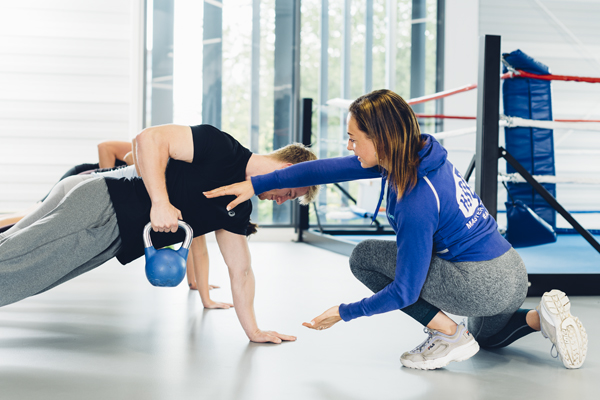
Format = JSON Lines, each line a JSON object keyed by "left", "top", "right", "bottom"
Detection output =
{"left": 295, "top": 35, "right": 600, "bottom": 296}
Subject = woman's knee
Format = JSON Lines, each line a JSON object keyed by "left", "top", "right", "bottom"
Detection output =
{"left": 349, "top": 240, "right": 397, "bottom": 286}
{"left": 349, "top": 240, "right": 387, "bottom": 274}
{"left": 350, "top": 238, "right": 395, "bottom": 263}
{"left": 349, "top": 240, "right": 370, "bottom": 273}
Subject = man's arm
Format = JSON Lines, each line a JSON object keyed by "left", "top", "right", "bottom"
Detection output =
{"left": 97, "top": 141, "right": 133, "bottom": 168}
{"left": 133, "top": 124, "right": 194, "bottom": 232}
{"left": 188, "top": 235, "right": 233, "bottom": 309}
{"left": 214, "top": 229, "right": 296, "bottom": 344}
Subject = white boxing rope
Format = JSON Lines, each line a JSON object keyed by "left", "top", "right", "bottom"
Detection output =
{"left": 502, "top": 115, "right": 600, "bottom": 131}
{"left": 326, "top": 98, "right": 353, "bottom": 109}
{"left": 499, "top": 172, "right": 600, "bottom": 185}
{"left": 432, "top": 127, "right": 476, "bottom": 140}
{"left": 431, "top": 121, "right": 511, "bottom": 140}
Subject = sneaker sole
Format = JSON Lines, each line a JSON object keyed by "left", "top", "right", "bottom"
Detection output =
{"left": 540, "top": 289, "right": 588, "bottom": 369}
{"left": 400, "top": 339, "right": 480, "bottom": 370}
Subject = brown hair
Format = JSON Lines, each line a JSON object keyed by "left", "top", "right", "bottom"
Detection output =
{"left": 269, "top": 143, "right": 320, "bottom": 205}
{"left": 349, "top": 89, "right": 424, "bottom": 199}
{"left": 246, "top": 220, "right": 258, "bottom": 236}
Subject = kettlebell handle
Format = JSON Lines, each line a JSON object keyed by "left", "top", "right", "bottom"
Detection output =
{"left": 143, "top": 221, "right": 194, "bottom": 250}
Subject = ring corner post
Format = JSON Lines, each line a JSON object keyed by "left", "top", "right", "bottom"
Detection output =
{"left": 475, "top": 34, "right": 501, "bottom": 219}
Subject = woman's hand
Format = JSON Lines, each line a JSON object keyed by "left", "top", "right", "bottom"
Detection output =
{"left": 302, "top": 306, "right": 342, "bottom": 331}
{"left": 203, "top": 180, "right": 255, "bottom": 211}
{"left": 248, "top": 329, "right": 297, "bottom": 344}
{"left": 203, "top": 299, "right": 234, "bottom": 309}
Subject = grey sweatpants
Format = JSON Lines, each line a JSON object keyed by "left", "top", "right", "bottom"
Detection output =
{"left": 0, "top": 177, "right": 121, "bottom": 307}
{"left": 349, "top": 240, "right": 528, "bottom": 339}
{"left": 5, "top": 174, "right": 96, "bottom": 237}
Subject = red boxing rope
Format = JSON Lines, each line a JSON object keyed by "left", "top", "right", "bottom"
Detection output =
{"left": 404, "top": 70, "right": 600, "bottom": 107}
{"left": 511, "top": 70, "right": 600, "bottom": 84}
{"left": 415, "top": 114, "right": 600, "bottom": 123}
{"left": 555, "top": 118, "right": 600, "bottom": 123}
{"left": 407, "top": 83, "right": 477, "bottom": 105}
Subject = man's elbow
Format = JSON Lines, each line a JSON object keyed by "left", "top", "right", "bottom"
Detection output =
{"left": 135, "top": 127, "right": 158, "bottom": 147}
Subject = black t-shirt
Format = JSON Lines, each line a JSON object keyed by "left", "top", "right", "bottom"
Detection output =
{"left": 105, "top": 125, "right": 253, "bottom": 265}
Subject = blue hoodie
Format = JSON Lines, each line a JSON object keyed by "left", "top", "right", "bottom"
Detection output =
{"left": 252, "top": 134, "right": 511, "bottom": 321}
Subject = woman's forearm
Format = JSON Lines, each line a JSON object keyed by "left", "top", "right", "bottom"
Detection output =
{"left": 251, "top": 155, "right": 380, "bottom": 195}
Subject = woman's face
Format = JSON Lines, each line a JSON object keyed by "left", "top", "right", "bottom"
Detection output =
{"left": 346, "top": 114, "right": 379, "bottom": 168}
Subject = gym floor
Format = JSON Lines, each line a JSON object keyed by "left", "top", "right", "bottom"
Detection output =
{"left": 0, "top": 235, "right": 598, "bottom": 400}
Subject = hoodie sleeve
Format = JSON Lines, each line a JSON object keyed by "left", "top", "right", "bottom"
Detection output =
{"left": 251, "top": 156, "right": 381, "bottom": 194}
{"left": 338, "top": 184, "right": 439, "bottom": 321}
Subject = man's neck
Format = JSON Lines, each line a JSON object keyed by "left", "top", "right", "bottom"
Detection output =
{"left": 245, "top": 154, "right": 285, "bottom": 180}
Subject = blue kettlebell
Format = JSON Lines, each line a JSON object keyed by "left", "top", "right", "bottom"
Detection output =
{"left": 143, "top": 220, "right": 194, "bottom": 287}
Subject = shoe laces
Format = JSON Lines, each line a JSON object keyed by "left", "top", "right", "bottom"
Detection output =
{"left": 550, "top": 344, "right": 559, "bottom": 359}
{"left": 411, "top": 327, "right": 436, "bottom": 354}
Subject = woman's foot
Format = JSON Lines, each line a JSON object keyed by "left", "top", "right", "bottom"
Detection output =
{"left": 400, "top": 322, "right": 480, "bottom": 370}
{"left": 536, "top": 289, "right": 587, "bottom": 369}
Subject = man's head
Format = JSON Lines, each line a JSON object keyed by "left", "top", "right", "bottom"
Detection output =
{"left": 258, "top": 187, "right": 310, "bottom": 205}
{"left": 264, "top": 143, "right": 319, "bottom": 205}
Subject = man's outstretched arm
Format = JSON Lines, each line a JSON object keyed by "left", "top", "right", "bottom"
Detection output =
{"left": 214, "top": 229, "right": 297, "bottom": 344}
{"left": 134, "top": 124, "right": 194, "bottom": 232}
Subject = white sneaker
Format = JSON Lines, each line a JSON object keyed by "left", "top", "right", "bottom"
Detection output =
{"left": 400, "top": 322, "right": 480, "bottom": 370}
{"left": 536, "top": 289, "right": 587, "bottom": 369}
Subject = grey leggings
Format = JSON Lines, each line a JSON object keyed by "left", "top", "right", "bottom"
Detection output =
{"left": 349, "top": 240, "right": 528, "bottom": 339}
{"left": 0, "top": 177, "right": 121, "bottom": 307}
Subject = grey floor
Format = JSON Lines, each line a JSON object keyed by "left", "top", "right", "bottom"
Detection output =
{"left": 0, "top": 239, "right": 598, "bottom": 400}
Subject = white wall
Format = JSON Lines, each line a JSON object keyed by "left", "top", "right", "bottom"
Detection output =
{"left": 442, "top": 0, "right": 480, "bottom": 175}
{"left": 0, "top": 0, "right": 144, "bottom": 212}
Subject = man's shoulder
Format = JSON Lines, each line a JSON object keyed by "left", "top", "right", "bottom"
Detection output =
{"left": 191, "top": 125, "right": 248, "bottom": 154}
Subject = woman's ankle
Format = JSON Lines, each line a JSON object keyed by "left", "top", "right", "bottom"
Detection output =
{"left": 526, "top": 309, "right": 541, "bottom": 331}
{"left": 427, "top": 311, "right": 458, "bottom": 335}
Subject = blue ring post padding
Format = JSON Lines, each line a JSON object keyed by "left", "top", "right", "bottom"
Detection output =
{"left": 503, "top": 49, "right": 556, "bottom": 229}
{"left": 504, "top": 200, "right": 557, "bottom": 247}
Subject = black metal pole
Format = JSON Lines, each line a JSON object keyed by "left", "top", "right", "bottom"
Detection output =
{"left": 333, "top": 183, "right": 357, "bottom": 205}
{"left": 500, "top": 147, "right": 600, "bottom": 254}
{"left": 464, "top": 154, "right": 476, "bottom": 183}
{"left": 295, "top": 98, "right": 313, "bottom": 242}
{"left": 475, "top": 35, "right": 501, "bottom": 219}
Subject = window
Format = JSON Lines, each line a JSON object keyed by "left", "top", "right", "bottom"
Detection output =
{"left": 300, "top": 0, "right": 442, "bottom": 229}
{"left": 144, "top": 0, "right": 443, "bottom": 227}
